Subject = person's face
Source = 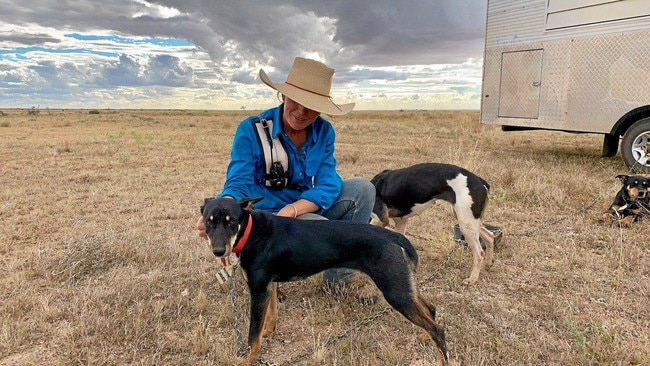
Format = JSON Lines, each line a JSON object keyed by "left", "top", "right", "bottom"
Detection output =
{"left": 282, "top": 96, "right": 320, "bottom": 132}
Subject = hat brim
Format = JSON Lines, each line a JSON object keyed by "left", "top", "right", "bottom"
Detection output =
{"left": 259, "top": 69, "right": 354, "bottom": 116}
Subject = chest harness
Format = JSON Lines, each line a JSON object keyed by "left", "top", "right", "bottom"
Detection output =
{"left": 253, "top": 118, "right": 291, "bottom": 190}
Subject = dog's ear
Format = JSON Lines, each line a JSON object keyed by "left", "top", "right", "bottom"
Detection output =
{"left": 239, "top": 197, "right": 264, "bottom": 212}
{"left": 615, "top": 175, "right": 629, "bottom": 184}
{"left": 201, "top": 197, "right": 215, "bottom": 214}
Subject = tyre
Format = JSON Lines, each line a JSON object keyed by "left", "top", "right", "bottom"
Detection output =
{"left": 621, "top": 117, "right": 650, "bottom": 173}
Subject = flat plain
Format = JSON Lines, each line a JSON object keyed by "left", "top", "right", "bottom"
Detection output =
{"left": 1, "top": 109, "right": 648, "bottom": 365}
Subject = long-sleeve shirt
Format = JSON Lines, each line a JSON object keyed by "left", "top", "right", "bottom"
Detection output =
{"left": 218, "top": 104, "right": 342, "bottom": 213}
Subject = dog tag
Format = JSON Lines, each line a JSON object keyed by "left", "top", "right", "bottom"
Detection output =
{"left": 216, "top": 265, "right": 236, "bottom": 285}
{"left": 216, "top": 254, "right": 240, "bottom": 285}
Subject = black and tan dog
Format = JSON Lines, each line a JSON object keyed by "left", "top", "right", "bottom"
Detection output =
{"left": 602, "top": 174, "right": 649, "bottom": 225}
{"left": 201, "top": 197, "right": 448, "bottom": 366}
{"left": 370, "top": 163, "right": 496, "bottom": 286}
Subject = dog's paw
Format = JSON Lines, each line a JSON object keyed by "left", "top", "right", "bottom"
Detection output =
{"left": 462, "top": 277, "right": 479, "bottom": 286}
{"left": 484, "top": 256, "right": 495, "bottom": 267}
{"left": 619, "top": 216, "right": 636, "bottom": 227}
{"left": 599, "top": 212, "right": 615, "bottom": 223}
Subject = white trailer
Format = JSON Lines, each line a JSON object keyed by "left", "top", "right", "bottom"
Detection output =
{"left": 480, "top": 0, "right": 650, "bottom": 172}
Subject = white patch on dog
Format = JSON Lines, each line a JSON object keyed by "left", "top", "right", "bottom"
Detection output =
{"left": 411, "top": 200, "right": 436, "bottom": 216}
{"left": 403, "top": 199, "right": 436, "bottom": 219}
{"left": 230, "top": 224, "right": 240, "bottom": 248}
{"left": 369, "top": 212, "right": 382, "bottom": 226}
{"left": 447, "top": 173, "right": 473, "bottom": 209}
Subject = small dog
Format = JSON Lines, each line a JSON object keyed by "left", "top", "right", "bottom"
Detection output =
{"left": 370, "top": 163, "right": 496, "bottom": 286}
{"left": 201, "top": 197, "right": 449, "bottom": 366}
{"left": 602, "top": 174, "right": 649, "bottom": 225}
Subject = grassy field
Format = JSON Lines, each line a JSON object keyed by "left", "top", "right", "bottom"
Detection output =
{"left": 1, "top": 109, "right": 648, "bottom": 365}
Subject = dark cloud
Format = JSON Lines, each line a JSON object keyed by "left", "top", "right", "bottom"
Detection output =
{"left": 0, "top": 0, "right": 487, "bottom": 109}
{"left": 97, "top": 54, "right": 197, "bottom": 87}
{"left": 99, "top": 54, "right": 142, "bottom": 86}
{"left": 0, "top": 53, "right": 197, "bottom": 91}
{"left": 0, "top": 32, "right": 59, "bottom": 45}
{"left": 0, "top": 0, "right": 486, "bottom": 72}
{"left": 312, "top": 0, "right": 486, "bottom": 65}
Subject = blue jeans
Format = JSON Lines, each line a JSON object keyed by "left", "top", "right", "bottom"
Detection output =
{"left": 296, "top": 177, "right": 376, "bottom": 285}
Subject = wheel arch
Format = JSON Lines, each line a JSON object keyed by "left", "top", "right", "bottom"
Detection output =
{"left": 609, "top": 105, "right": 650, "bottom": 137}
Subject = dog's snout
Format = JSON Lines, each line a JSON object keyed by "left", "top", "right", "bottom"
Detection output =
{"left": 213, "top": 248, "right": 226, "bottom": 257}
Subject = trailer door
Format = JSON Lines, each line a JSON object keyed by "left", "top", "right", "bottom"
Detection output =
{"left": 498, "top": 49, "right": 543, "bottom": 119}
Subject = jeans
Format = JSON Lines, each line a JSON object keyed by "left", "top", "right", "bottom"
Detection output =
{"left": 296, "top": 177, "right": 376, "bottom": 285}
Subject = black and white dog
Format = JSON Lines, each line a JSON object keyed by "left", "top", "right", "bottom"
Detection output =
{"left": 370, "top": 163, "right": 496, "bottom": 286}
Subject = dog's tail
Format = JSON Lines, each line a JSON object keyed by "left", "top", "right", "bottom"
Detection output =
{"left": 395, "top": 234, "right": 419, "bottom": 270}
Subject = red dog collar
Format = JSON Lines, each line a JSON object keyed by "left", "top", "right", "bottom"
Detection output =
{"left": 232, "top": 215, "right": 253, "bottom": 254}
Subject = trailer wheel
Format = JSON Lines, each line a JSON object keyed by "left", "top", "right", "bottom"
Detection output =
{"left": 621, "top": 117, "right": 650, "bottom": 173}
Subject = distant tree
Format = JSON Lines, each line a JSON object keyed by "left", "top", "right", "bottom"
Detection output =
{"left": 240, "top": 105, "right": 246, "bottom": 111}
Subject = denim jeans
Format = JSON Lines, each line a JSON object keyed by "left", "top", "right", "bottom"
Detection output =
{"left": 296, "top": 177, "right": 376, "bottom": 285}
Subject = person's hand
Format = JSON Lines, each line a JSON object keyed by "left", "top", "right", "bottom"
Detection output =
{"left": 196, "top": 216, "right": 208, "bottom": 239}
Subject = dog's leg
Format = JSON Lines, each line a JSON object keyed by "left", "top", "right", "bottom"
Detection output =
{"left": 408, "top": 293, "right": 449, "bottom": 366}
{"left": 367, "top": 252, "right": 448, "bottom": 365}
{"left": 479, "top": 225, "right": 495, "bottom": 267}
{"left": 261, "top": 282, "right": 278, "bottom": 338}
{"left": 379, "top": 282, "right": 448, "bottom": 365}
{"left": 619, "top": 215, "right": 635, "bottom": 226}
{"left": 393, "top": 217, "right": 408, "bottom": 235}
{"left": 457, "top": 213, "right": 484, "bottom": 286}
{"left": 244, "top": 281, "right": 273, "bottom": 365}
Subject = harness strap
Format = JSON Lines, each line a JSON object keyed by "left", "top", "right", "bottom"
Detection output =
{"left": 253, "top": 118, "right": 290, "bottom": 188}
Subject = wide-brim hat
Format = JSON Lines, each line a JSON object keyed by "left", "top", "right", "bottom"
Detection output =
{"left": 259, "top": 57, "right": 355, "bottom": 116}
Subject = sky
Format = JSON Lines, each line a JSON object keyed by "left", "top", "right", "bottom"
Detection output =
{"left": 0, "top": 0, "right": 487, "bottom": 111}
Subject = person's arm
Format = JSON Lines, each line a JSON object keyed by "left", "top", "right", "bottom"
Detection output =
{"left": 219, "top": 119, "right": 259, "bottom": 200}
{"left": 276, "top": 198, "right": 319, "bottom": 217}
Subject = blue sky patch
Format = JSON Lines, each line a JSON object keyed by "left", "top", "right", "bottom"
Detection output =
{"left": 65, "top": 33, "right": 193, "bottom": 47}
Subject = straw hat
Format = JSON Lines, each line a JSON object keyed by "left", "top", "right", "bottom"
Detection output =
{"left": 259, "top": 57, "right": 355, "bottom": 115}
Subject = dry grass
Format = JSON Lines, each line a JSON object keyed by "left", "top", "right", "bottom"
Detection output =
{"left": 1, "top": 109, "right": 648, "bottom": 365}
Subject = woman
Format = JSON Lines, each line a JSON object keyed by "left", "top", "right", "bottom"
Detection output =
{"left": 196, "top": 57, "right": 375, "bottom": 288}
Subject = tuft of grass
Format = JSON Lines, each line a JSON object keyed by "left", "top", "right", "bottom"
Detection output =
{"left": 55, "top": 140, "right": 72, "bottom": 154}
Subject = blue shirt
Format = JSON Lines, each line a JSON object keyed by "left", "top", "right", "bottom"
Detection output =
{"left": 218, "top": 104, "right": 342, "bottom": 213}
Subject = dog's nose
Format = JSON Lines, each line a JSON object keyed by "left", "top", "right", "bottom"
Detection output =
{"left": 213, "top": 248, "right": 226, "bottom": 257}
